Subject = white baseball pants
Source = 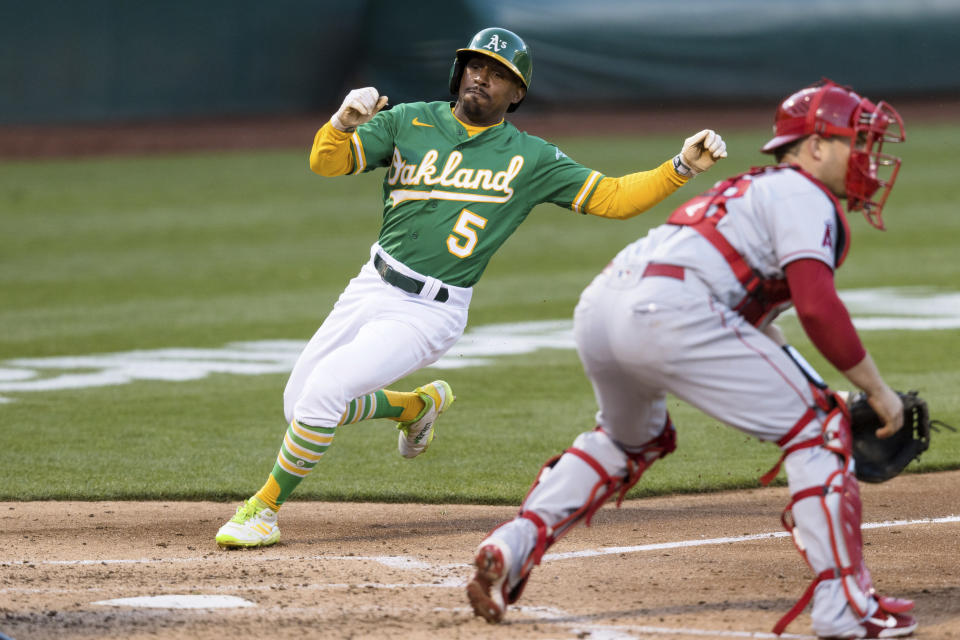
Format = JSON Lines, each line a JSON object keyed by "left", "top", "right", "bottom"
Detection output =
{"left": 283, "top": 243, "right": 470, "bottom": 428}
{"left": 500, "top": 267, "right": 876, "bottom": 636}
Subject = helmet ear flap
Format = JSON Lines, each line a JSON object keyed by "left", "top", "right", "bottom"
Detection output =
{"left": 449, "top": 57, "right": 464, "bottom": 96}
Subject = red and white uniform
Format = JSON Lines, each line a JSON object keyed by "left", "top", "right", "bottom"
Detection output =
{"left": 484, "top": 166, "right": 889, "bottom": 637}
{"left": 576, "top": 165, "right": 850, "bottom": 444}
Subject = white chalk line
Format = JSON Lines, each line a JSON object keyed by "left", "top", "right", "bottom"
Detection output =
{"left": 92, "top": 594, "right": 255, "bottom": 609}
{"left": 4, "top": 515, "right": 956, "bottom": 574}
{"left": 543, "top": 514, "right": 960, "bottom": 561}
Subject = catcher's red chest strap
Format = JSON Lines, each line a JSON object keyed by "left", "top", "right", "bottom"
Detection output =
{"left": 666, "top": 165, "right": 850, "bottom": 326}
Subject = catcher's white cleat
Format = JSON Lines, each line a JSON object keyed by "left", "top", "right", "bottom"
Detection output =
{"left": 466, "top": 540, "right": 512, "bottom": 623}
{"left": 215, "top": 497, "right": 280, "bottom": 549}
{"left": 397, "top": 380, "right": 454, "bottom": 459}
{"left": 821, "top": 611, "right": 917, "bottom": 639}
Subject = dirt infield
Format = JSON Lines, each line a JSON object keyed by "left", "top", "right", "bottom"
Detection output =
{"left": 2, "top": 470, "right": 958, "bottom": 640}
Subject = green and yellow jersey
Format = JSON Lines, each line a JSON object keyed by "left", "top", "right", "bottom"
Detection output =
{"left": 310, "top": 101, "right": 687, "bottom": 288}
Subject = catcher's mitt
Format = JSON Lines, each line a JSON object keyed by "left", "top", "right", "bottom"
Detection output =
{"left": 846, "top": 390, "right": 953, "bottom": 483}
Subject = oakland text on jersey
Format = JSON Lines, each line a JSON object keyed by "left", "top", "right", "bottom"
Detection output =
{"left": 385, "top": 147, "right": 525, "bottom": 205}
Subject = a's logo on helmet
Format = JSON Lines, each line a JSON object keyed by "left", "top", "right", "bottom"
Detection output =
{"left": 484, "top": 34, "right": 508, "bottom": 52}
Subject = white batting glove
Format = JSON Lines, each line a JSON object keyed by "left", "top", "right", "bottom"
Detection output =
{"left": 330, "top": 87, "right": 389, "bottom": 132}
{"left": 673, "top": 129, "right": 728, "bottom": 177}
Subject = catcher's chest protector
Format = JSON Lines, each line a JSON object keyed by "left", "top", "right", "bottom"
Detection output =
{"left": 666, "top": 165, "right": 850, "bottom": 326}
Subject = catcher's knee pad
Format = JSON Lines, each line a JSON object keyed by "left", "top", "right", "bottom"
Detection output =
{"left": 515, "top": 419, "right": 677, "bottom": 579}
{"left": 760, "top": 386, "right": 851, "bottom": 486}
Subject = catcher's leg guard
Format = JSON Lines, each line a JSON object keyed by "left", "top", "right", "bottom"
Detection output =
{"left": 524, "top": 420, "right": 676, "bottom": 539}
{"left": 770, "top": 399, "right": 914, "bottom": 637}
{"left": 472, "top": 420, "right": 676, "bottom": 620}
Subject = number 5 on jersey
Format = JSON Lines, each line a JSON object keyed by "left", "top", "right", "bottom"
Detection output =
{"left": 447, "top": 209, "right": 488, "bottom": 258}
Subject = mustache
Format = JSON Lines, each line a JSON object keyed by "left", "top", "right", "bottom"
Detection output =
{"left": 465, "top": 86, "right": 488, "bottom": 98}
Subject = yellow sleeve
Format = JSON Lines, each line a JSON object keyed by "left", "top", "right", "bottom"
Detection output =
{"left": 583, "top": 159, "right": 688, "bottom": 219}
{"left": 309, "top": 122, "right": 356, "bottom": 177}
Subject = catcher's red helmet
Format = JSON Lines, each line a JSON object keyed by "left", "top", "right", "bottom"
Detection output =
{"left": 761, "top": 79, "right": 906, "bottom": 229}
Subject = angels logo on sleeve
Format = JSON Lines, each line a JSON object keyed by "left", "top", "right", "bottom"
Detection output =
{"left": 822, "top": 220, "right": 835, "bottom": 249}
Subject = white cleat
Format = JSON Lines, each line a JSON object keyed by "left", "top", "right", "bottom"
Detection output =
{"left": 823, "top": 609, "right": 917, "bottom": 638}
{"left": 397, "top": 380, "right": 454, "bottom": 459}
{"left": 215, "top": 497, "right": 280, "bottom": 549}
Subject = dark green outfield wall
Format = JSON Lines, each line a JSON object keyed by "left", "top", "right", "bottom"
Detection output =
{"left": 2, "top": 0, "right": 957, "bottom": 124}
{"left": 1, "top": 0, "right": 370, "bottom": 123}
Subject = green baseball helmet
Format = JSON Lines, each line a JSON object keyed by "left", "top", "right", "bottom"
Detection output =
{"left": 449, "top": 27, "right": 532, "bottom": 112}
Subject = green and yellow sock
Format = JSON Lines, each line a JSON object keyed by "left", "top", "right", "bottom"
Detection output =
{"left": 254, "top": 420, "right": 337, "bottom": 509}
{"left": 253, "top": 390, "right": 425, "bottom": 510}
{"left": 338, "top": 389, "right": 424, "bottom": 425}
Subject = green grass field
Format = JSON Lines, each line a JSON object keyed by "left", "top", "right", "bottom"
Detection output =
{"left": 2, "top": 122, "right": 958, "bottom": 503}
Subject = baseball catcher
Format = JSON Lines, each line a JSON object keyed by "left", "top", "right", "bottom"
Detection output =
{"left": 467, "top": 79, "right": 925, "bottom": 639}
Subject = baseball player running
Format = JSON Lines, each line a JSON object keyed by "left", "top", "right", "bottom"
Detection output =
{"left": 467, "top": 79, "right": 916, "bottom": 639}
{"left": 216, "top": 27, "right": 726, "bottom": 549}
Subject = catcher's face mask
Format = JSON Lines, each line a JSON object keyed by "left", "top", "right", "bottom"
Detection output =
{"left": 845, "top": 99, "right": 905, "bottom": 230}
{"left": 762, "top": 79, "right": 906, "bottom": 229}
